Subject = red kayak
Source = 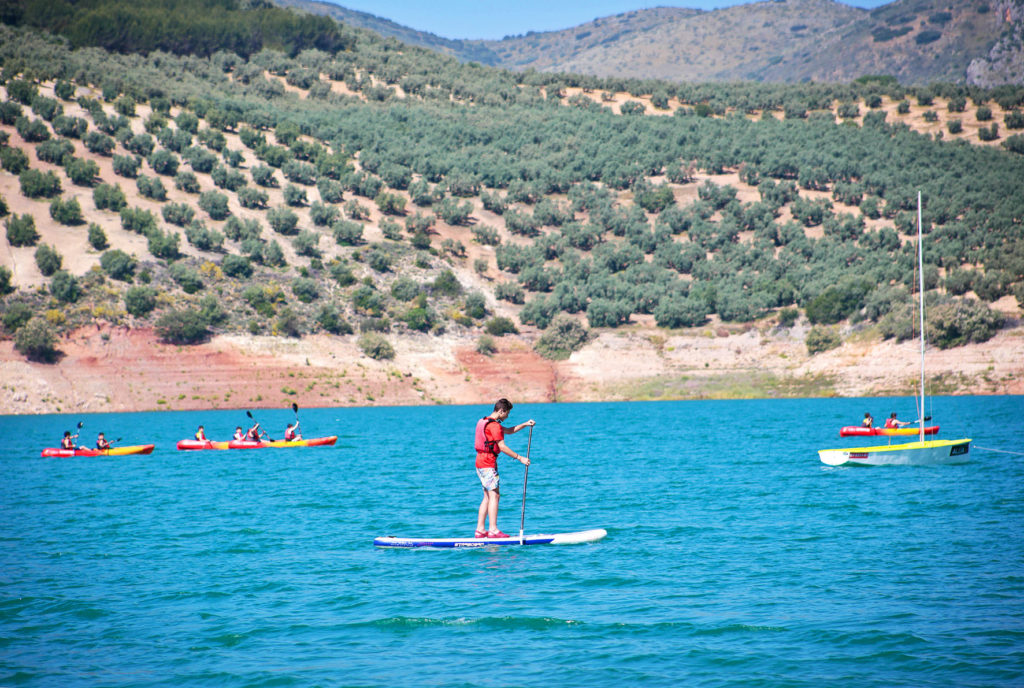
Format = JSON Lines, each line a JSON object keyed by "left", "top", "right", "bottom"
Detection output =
{"left": 41, "top": 444, "right": 155, "bottom": 457}
{"left": 177, "top": 436, "right": 337, "bottom": 450}
{"left": 839, "top": 426, "right": 939, "bottom": 438}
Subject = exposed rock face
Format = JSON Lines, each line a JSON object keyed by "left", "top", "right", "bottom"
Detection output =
{"left": 967, "top": 0, "right": 1024, "bottom": 86}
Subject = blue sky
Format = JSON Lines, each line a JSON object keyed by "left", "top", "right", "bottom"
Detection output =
{"left": 328, "top": 0, "right": 892, "bottom": 40}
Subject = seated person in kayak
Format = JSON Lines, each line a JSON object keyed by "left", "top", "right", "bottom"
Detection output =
{"left": 61, "top": 430, "right": 79, "bottom": 450}
{"left": 245, "top": 422, "right": 264, "bottom": 441}
{"left": 195, "top": 425, "right": 207, "bottom": 441}
{"left": 284, "top": 421, "right": 301, "bottom": 441}
{"left": 233, "top": 426, "right": 244, "bottom": 441}
{"left": 884, "top": 412, "right": 909, "bottom": 429}
{"left": 96, "top": 433, "right": 112, "bottom": 450}
{"left": 474, "top": 398, "right": 534, "bottom": 539}
{"left": 862, "top": 412, "right": 874, "bottom": 428}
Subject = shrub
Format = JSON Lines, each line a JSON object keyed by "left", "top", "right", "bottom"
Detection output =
{"left": 94, "top": 183, "right": 127, "bottom": 211}
{"left": 464, "top": 292, "right": 487, "bottom": 319}
{"left": 120, "top": 206, "right": 157, "bottom": 234}
{"left": 83, "top": 131, "right": 115, "bottom": 155}
{"left": 198, "top": 190, "right": 230, "bottom": 220}
{"left": 6, "top": 213, "right": 39, "bottom": 246}
{"left": 0, "top": 266, "right": 9, "bottom": 296}
{"left": 495, "top": 281, "right": 525, "bottom": 304}
{"left": 174, "top": 171, "right": 201, "bottom": 193}
{"left": 15, "top": 116, "right": 50, "bottom": 142}
{"left": 88, "top": 223, "right": 108, "bottom": 250}
{"left": 947, "top": 119, "right": 963, "bottom": 134}
{"left": 49, "top": 270, "right": 81, "bottom": 303}
{"left": 169, "top": 262, "right": 204, "bottom": 293}
{"left": 100, "top": 249, "right": 136, "bottom": 281}
{"left": 148, "top": 149, "right": 180, "bottom": 176}
{"left": 432, "top": 269, "right": 462, "bottom": 297}
{"left": 14, "top": 317, "right": 59, "bottom": 362}
{"left": 332, "top": 219, "right": 363, "bottom": 245}
{"left": 155, "top": 308, "right": 210, "bottom": 344}
{"left": 3, "top": 300, "right": 32, "bottom": 330}
{"left": 137, "top": 175, "right": 168, "bottom": 201}
{"left": 535, "top": 314, "right": 591, "bottom": 360}
{"left": 185, "top": 222, "right": 225, "bottom": 252}
{"left": 484, "top": 316, "right": 518, "bottom": 336}
{"left": 928, "top": 299, "right": 1004, "bottom": 348}
{"left": 124, "top": 286, "right": 158, "bottom": 317}
{"left": 317, "top": 304, "right": 353, "bottom": 335}
{"left": 1, "top": 146, "right": 30, "bottom": 174}
{"left": 19, "top": 169, "right": 62, "bottom": 198}
{"left": 358, "top": 333, "right": 395, "bottom": 360}
{"left": 221, "top": 254, "right": 253, "bottom": 278}
{"left": 292, "top": 277, "right": 319, "bottom": 303}
{"left": 654, "top": 296, "right": 708, "bottom": 328}
{"left": 251, "top": 164, "right": 278, "bottom": 187}
{"left": 148, "top": 229, "right": 181, "bottom": 260}
{"left": 268, "top": 207, "right": 300, "bottom": 235}
{"left": 283, "top": 183, "right": 308, "bottom": 207}
{"left": 476, "top": 335, "right": 497, "bottom": 355}
{"left": 36, "top": 138, "right": 75, "bottom": 165}
{"left": 237, "top": 186, "right": 269, "bottom": 209}
{"left": 806, "top": 325, "right": 841, "bottom": 354}
{"left": 34, "top": 243, "right": 62, "bottom": 276}
{"left": 162, "top": 202, "right": 195, "bottom": 227}
{"left": 112, "top": 154, "right": 141, "bottom": 178}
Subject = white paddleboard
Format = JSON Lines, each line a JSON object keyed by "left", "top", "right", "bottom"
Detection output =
{"left": 373, "top": 528, "right": 607, "bottom": 548}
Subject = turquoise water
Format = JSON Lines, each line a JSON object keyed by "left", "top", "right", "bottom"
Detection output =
{"left": 2, "top": 396, "right": 1023, "bottom": 686}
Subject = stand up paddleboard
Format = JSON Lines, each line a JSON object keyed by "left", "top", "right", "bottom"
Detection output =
{"left": 374, "top": 528, "right": 607, "bottom": 548}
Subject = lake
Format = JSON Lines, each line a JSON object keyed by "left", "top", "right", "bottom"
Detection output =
{"left": 2, "top": 396, "right": 1023, "bottom": 686}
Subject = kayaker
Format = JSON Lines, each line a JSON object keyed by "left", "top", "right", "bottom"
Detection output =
{"left": 884, "top": 412, "right": 909, "bottom": 429}
{"left": 284, "top": 421, "right": 301, "bottom": 441}
{"left": 96, "top": 433, "right": 112, "bottom": 450}
{"left": 862, "top": 412, "right": 874, "bottom": 428}
{"left": 245, "top": 422, "right": 264, "bottom": 441}
{"left": 195, "top": 425, "right": 207, "bottom": 441}
{"left": 61, "top": 430, "right": 78, "bottom": 450}
{"left": 473, "top": 398, "right": 534, "bottom": 539}
{"left": 233, "top": 427, "right": 244, "bottom": 441}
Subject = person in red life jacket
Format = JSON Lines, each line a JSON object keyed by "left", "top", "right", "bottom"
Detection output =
{"left": 245, "top": 422, "right": 263, "bottom": 441}
{"left": 884, "top": 412, "right": 909, "bottom": 429}
{"left": 284, "top": 421, "right": 301, "bottom": 441}
{"left": 96, "top": 433, "right": 112, "bottom": 450}
{"left": 474, "top": 398, "right": 534, "bottom": 539}
{"left": 195, "top": 425, "right": 207, "bottom": 441}
{"left": 61, "top": 430, "right": 78, "bottom": 450}
{"left": 233, "top": 426, "right": 244, "bottom": 441}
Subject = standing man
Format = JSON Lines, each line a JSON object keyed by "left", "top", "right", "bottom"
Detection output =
{"left": 474, "top": 398, "right": 534, "bottom": 539}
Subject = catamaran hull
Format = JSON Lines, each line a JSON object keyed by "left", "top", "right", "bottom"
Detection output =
{"left": 819, "top": 439, "right": 971, "bottom": 466}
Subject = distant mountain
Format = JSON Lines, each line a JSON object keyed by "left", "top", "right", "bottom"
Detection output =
{"left": 279, "top": 0, "right": 1023, "bottom": 85}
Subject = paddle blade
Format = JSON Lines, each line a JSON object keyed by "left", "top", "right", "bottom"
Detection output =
{"left": 292, "top": 402, "right": 298, "bottom": 414}
{"left": 246, "top": 410, "right": 254, "bottom": 419}
{"left": 77, "top": 421, "right": 83, "bottom": 428}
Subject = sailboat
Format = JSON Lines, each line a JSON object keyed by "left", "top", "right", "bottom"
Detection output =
{"left": 818, "top": 192, "right": 971, "bottom": 467}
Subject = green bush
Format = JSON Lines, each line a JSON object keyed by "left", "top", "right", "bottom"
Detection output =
{"left": 0, "top": 266, "right": 12, "bottom": 295}
{"left": 83, "top": 131, "right": 115, "bottom": 155}
{"left": 276, "top": 306, "right": 302, "bottom": 337}
{"left": 49, "top": 270, "right": 81, "bottom": 303}
{"left": 2, "top": 301, "right": 33, "bottom": 331}
{"left": 185, "top": 222, "right": 224, "bottom": 252}
{"left": 148, "top": 149, "right": 180, "bottom": 176}
{"left": 14, "top": 316, "right": 60, "bottom": 362}
{"left": 535, "top": 314, "right": 591, "bottom": 360}
{"left": 332, "top": 219, "right": 362, "bottom": 245}
{"left": 100, "top": 249, "right": 136, "bottom": 281}
{"left": 927, "top": 298, "right": 1004, "bottom": 348}
{"left": 112, "top": 154, "right": 141, "bottom": 178}
{"left": 806, "top": 325, "right": 842, "bottom": 354}
{"left": 162, "top": 202, "right": 195, "bottom": 227}
{"left": 464, "top": 292, "right": 487, "bottom": 319}
{"left": 124, "top": 286, "right": 158, "bottom": 316}
{"left": 484, "top": 316, "right": 518, "bottom": 336}
{"left": 6, "top": 213, "right": 39, "bottom": 246}
{"left": 431, "top": 269, "right": 462, "bottom": 297}
{"left": 34, "top": 243, "right": 62, "bottom": 276}
{"left": 316, "top": 304, "right": 354, "bottom": 335}
{"left": 653, "top": 296, "right": 708, "bottom": 328}
{"left": 94, "top": 183, "right": 127, "bottom": 211}
{"left": 155, "top": 308, "right": 210, "bottom": 344}
{"left": 221, "top": 254, "right": 253, "bottom": 278}
{"left": 476, "top": 335, "right": 497, "bottom": 355}
{"left": 292, "top": 277, "right": 319, "bottom": 303}
{"left": 358, "top": 332, "right": 395, "bottom": 360}
{"left": 1, "top": 146, "right": 30, "bottom": 174}
{"left": 65, "top": 158, "right": 100, "bottom": 186}
{"left": 198, "top": 190, "right": 230, "bottom": 220}
{"left": 292, "top": 230, "right": 321, "bottom": 258}
{"left": 19, "top": 169, "right": 62, "bottom": 198}
{"left": 88, "top": 223, "right": 108, "bottom": 250}
{"left": 174, "top": 171, "right": 201, "bottom": 193}
{"left": 169, "top": 262, "right": 204, "bottom": 293}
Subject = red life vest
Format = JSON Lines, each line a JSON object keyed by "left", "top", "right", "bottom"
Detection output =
{"left": 285, "top": 427, "right": 296, "bottom": 441}
{"left": 474, "top": 417, "right": 500, "bottom": 456}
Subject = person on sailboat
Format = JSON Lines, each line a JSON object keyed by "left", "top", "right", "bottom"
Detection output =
{"left": 862, "top": 412, "right": 874, "bottom": 428}
{"left": 884, "top": 412, "right": 910, "bottom": 429}
{"left": 473, "top": 398, "right": 533, "bottom": 539}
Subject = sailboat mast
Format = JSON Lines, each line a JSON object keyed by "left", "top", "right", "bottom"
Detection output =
{"left": 917, "top": 191, "right": 926, "bottom": 443}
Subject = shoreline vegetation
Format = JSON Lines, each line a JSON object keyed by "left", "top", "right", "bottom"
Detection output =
{"left": 1, "top": 2, "right": 1023, "bottom": 415}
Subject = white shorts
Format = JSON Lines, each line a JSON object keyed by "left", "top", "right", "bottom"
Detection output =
{"left": 476, "top": 467, "right": 499, "bottom": 492}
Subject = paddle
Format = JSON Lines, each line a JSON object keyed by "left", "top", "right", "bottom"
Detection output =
{"left": 519, "top": 425, "right": 533, "bottom": 546}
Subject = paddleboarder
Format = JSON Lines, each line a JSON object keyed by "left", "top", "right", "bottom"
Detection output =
{"left": 474, "top": 398, "right": 534, "bottom": 539}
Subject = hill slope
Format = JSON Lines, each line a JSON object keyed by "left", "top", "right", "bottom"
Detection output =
{"left": 286, "top": 0, "right": 1023, "bottom": 85}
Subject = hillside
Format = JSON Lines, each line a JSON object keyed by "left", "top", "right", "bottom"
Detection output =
{"left": 286, "top": 0, "right": 1024, "bottom": 85}
{"left": 1, "top": 9, "right": 1023, "bottom": 414}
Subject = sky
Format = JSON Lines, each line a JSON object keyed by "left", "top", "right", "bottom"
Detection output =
{"left": 327, "top": 0, "right": 893, "bottom": 41}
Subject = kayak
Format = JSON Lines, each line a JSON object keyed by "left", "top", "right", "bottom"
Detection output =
{"left": 176, "top": 436, "right": 337, "bottom": 450}
{"left": 41, "top": 444, "right": 155, "bottom": 457}
{"left": 839, "top": 425, "right": 939, "bottom": 437}
{"left": 374, "top": 528, "right": 608, "bottom": 548}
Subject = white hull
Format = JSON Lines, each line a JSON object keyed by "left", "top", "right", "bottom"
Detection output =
{"left": 819, "top": 439, "right": 971, "bottom": 466}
